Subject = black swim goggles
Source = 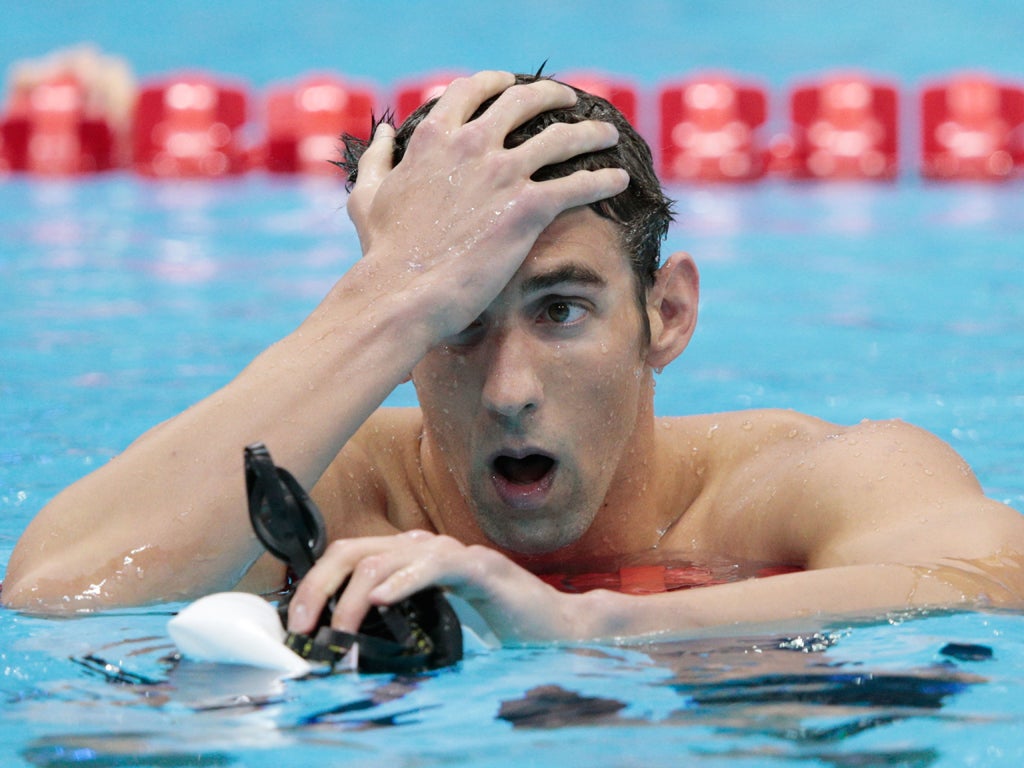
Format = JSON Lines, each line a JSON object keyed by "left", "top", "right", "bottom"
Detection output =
{"left": 244, "top": 442, "right": 463, "bottom": 674}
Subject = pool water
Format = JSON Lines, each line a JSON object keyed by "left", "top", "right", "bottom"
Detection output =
{"left": 2, "top": 175, "right": 1024, "bottom": 765}
{"left": 5, "top": 606, "right": 1024, "bottom": 767}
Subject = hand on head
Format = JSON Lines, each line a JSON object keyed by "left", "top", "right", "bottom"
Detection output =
{"left": 344, "top": 70, "right": 630, "bottom": 342}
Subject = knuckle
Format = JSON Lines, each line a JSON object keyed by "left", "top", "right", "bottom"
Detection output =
{"left": 401, "top": 528, "right": 434, "bottom": 541}
{"left": 353, "top": 554, "right": 383, "bottom": 578}
{"left": 324, "top": 539, "right": 349, "bottom": 559}
{"left": 466, "top": 543, "right": 501, "bottom": 566}
{"left": 433, "top": 533, "right": 461, "bottom": 551}
{"left": 445, "top": 75, "right": 475, "bottom": 93}
{"left": 487, "top": 150, "right": 523, "bottom": 184}
{"left": 412, "top": 114, "right": 446, "bottom": 144}
{"left": 456, "top": 120, "right": 491, "bottom": 152}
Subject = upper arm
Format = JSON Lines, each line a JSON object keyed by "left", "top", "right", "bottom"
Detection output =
{"left": 771, "top": 418, "right": 1024, "bottom": 571}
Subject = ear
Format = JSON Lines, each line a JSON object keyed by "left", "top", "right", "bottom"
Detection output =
{"left": 645, "top": 252, "right": 699, "bottom": 370}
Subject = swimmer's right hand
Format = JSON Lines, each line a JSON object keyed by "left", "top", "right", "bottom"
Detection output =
{"left": 343, "top": 70, "right": 629, "bottom": 342}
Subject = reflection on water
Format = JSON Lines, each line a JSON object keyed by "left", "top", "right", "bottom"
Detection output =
{"left": 4, "top": 606, "right": 1021, "bottom": 767}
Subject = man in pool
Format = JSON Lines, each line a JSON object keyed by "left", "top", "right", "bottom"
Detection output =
{"left": 5, "top": 71, "right": 1024, "bottom": 642}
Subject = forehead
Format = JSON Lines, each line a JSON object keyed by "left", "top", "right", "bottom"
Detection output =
{"left": 516, "top": 208, "right": 631, "bottom": 286}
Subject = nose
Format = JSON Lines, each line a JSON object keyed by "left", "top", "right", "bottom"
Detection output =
{"left": 480, "top": 326, "right": 543, "bottom": 424}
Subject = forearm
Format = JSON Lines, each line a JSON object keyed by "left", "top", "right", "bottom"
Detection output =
{"left": 3, "top": 278, "right": 435, "bottom": 611}
{"left": 574, "top": 562, "right": 1006, "bottom": 642}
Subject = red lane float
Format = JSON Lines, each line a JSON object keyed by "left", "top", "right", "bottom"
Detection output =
{"left": 657, "top": 74, "right": 769, "bottom": 182}
{"left": 6, "top": 65, "right": 1024, "bottom": 182}
{"left": 132, "top": 74, "right": 249, "bottom": 177}
{"left": 920, "top": 74, "right": 1024, "bottom": 180}
{"left": 393, "top": 72, "right": 464, "bottom": 124}
{"left": 0, "top": 73, "right": 117, "bottom": 174}
{"left": 785, "top": 73, "right": 899, "bottom": 180}
{"left": 395, "top": 70, "right": 639, "bottom": 133}
{"left": 262, "top": 74, "right": 376, "bottom": 174}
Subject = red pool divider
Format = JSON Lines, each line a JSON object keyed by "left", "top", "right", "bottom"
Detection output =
{"left": 394, "top": 70, "right": 640, "bottom": 131}
{"left": 0, "top": 72, "right": 117, "bottom": 174}
{"left": 261, "top": 74, "right": 376, "bottom": 175}
{"left": 131, "top": 73, "right": 249, "bottom": 177}
{"left": 4, "top": 66, "right": 1024, "bottom": 181}
{"left": 657, "top": 73, "right": 770, "bottom": 182}
{"left": 393, "top": 71, "right": 465, "bottom": 124}
{"left": 920, "top": 73, "right": 1024, "bottom": 181}
{"left": 783, "top": 73, "right": 900, "bottom": 181}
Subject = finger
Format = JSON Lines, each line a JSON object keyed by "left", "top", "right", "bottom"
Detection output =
{"left": 475, "top": 78, "right": 579, "bottom": 137}
{"left": 505, "top": 118, "right": 618, "bottom": 182}
{"left": 347, "top": 121, "right": 395, "bottom": 238}
{"left": 363, "top": 534, "right": 473, "bottom": 605}
{"left": 286, "top": 536, "right": 389, "bottom": 633}
{"left": 329, "top": 530, "right": 437, "bottom": 632}
{"left": 427, "top": 70, "right": 517, "bottom": 127}
{"left": 528, "top": 167, "right": 631, "bottom": 215}
{"left": 329, "top": 552, "right": 389, "bottom": 632}
{"left": 511, "top": 119, "right": 621, "bottom": 171}
{"left": 356, "top": 120, "right": 395, "bottom": 190}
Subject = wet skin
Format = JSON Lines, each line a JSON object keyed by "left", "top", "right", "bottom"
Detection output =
{"left": 412, "top": 208, "right": 656, "bottom": 556}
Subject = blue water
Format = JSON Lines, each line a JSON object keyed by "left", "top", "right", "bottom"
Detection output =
{"left": 4, "top": 1, "right": 1024, "bottom": 765}
{"left": 3, "top": 174, "right": 1024, "bottom": 767}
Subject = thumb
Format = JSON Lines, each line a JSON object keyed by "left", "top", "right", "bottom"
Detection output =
{"left": 347, "top": 122, "right": 395, "bottom": 248}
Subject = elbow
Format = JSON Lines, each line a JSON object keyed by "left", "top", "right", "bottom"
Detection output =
{"left": 1, "top": 568, "right": 44, "bottom": 612}
{"left": 2, "top": 554, "right": 100, "bottom": 614}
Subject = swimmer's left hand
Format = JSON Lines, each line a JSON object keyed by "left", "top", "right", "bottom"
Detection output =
{"left": 286, "top": 530, "right": 583, "bottom": 644}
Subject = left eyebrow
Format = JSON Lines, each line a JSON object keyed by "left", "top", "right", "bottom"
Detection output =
{"left": 519, "top": 263, "right": 607, "bottom": 296}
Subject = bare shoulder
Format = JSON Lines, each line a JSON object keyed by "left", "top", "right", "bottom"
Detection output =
{"left": 655, "top": 408, "right": 841, "bottom": 467}
{"left": 347, "top": 407, "right": 425, "bottom": 458}
{"left": 659, "top": 408, "right": 977, "bottom": 484}
{"left": 658, "top": 409, "right": 1024, "bottom": 568}
{"left": 312, "top": 407, "right": 427, "bottom": 538}
{"left": 690, "top": 408, "right": 987, "bottom": 509}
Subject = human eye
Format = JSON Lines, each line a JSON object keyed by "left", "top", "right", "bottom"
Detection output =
{"left": 540, "top": 299, "right": 589, "bottom": 326}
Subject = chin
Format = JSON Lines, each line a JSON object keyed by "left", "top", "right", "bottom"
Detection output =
{"left": 475, "top": 511, "right": 593, "bottom": 557}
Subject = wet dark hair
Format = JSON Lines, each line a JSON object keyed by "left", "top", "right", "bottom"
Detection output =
{"left": 337, "top": 72, "right": 674, "bottom": 333}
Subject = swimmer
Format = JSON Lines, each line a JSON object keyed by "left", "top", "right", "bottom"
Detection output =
{"left": 5, "top": 71, "right": 1024, "bottom": 643}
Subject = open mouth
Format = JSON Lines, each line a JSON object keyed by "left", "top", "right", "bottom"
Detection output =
{"left": 493, "top": 454, "right": 556, "bottom": 486}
